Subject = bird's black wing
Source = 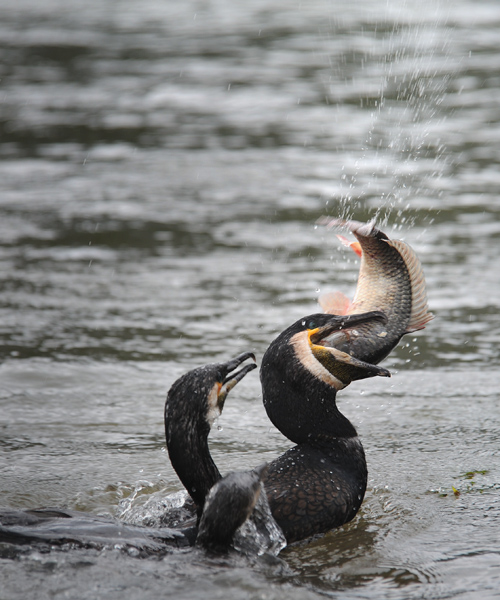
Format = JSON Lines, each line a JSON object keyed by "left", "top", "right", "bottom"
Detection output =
{"left": 0, "top": 508, "right": 195, "bottom": 554}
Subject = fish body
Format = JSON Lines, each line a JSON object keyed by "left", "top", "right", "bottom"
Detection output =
{"left": 318, "top": 218, "right": 433, "bottom": 365}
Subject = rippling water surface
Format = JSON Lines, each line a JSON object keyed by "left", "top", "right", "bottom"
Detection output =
{"left": 1, "top": 0, "right": 500, "bottom": 598}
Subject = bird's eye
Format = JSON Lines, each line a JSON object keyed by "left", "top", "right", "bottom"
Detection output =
{"left": 306, "top": 319, "right": 317, "bottom": 330}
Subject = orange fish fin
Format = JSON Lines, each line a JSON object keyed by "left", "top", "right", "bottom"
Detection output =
{"left": 385, "top": 239, "right": 434, "bottom": 332}
{"left": 336, "top": 235, "right": 363, "bottom": 257}
{"left": 318, "top": 291, "right": 352, "bottom": 315}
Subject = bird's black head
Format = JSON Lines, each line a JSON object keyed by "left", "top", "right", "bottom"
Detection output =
{"left": 196, "top": 463, "right": 268, "bottom": 551}
{"left": 260, "top": 312, "right": 391, "bottom": 444}
{"left": 166, "top": 351, "right": 257, "bottom": 441}
{"left": 264, "top": 311, "right": 391, "bottom": 389}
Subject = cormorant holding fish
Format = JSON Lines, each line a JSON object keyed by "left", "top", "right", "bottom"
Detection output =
{"left": 261, "top": 311, "right": 391, "bottom": 543}
{"left": 254, "top": 219, "right": 432, "bottom": 543}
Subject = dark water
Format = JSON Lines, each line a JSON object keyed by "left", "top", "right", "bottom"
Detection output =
{"left": 1, "top": 0, "right": 500, "bottom": 598}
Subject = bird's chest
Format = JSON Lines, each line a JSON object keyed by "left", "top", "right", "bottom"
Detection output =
{"left": 264, "top": 441, "right": 367, "bottom": 541}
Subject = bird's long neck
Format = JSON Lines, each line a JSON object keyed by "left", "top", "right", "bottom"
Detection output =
{"left": 305, "top": 396, "right": 358, "bottom": 443}
{"left": 170, "top": 432, "right": 221, "bottom": 515}
{"left": 271, "top": 388, "right": 357, "bottom": 446}
{"left": 165, "top": 394, "right": 221, "bottom": 517}
{"left": 261, "top": 347, "right": 358, "bottom": 446}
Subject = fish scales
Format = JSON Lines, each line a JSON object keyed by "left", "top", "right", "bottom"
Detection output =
{"left": 318, "top": 218, "right": 433, "bottom": 368}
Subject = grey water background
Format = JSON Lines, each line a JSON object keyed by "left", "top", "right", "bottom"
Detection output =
{"left": 1, "top": 0, "right": 499, "bottom": 598}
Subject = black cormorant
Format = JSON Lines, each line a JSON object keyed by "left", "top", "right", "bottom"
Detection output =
{"left": 164, "top": 352, "right": 285, "bottom": 554}
{"left": 260, "top": 311, "right": 391, "bottom": 543}
{"left": 164, "top": 351, "right": 257, "bottom": 519}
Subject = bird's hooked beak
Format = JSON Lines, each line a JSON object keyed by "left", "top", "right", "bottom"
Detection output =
{"left": 216, "top": 351, "right": 257, "bottom": 410}
{"left": 309, "top": 311, "right": 387, "bottom": 344}
{"left": 308, "top": 312, "right": 392, "bottom": 385}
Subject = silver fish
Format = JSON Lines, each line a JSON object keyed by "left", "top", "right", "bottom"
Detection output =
{"left": 317, "top": 218, "right": 433, "bottom": 366}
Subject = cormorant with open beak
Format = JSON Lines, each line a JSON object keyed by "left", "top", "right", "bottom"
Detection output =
{"left": 165, "top": 351, "right": 258, "bottom": 521}
{"left": 261, "top": 311, "right": 390, "bottom": 543}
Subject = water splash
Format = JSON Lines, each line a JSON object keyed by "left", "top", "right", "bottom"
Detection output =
{"left": 119, "top": 488, "right": 194, "bottom": 528}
